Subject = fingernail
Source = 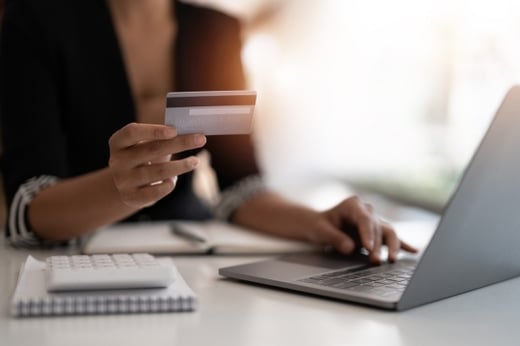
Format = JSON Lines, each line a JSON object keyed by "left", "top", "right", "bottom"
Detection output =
{"left": 366, "top": 240, "right": 374, "bottom": 251}
{"left": 194, "top": 134, "right": 206, "bottom": 145}
{"left": 372, "top": 257, "right": 382, "bottom": 265}
{"left": 370, "top": 253, "right": 381, "bottom": 264}
{"left": 164, "top": 126, "right": 177, "bottom": 137}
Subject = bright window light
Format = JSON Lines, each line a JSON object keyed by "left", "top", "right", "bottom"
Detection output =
{"left": 208, "top": 0, "right": 520, "bottom": 211}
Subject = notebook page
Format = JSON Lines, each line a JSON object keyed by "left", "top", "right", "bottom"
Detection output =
{"left": 82, "top": 222, "right": 209, "bottom": 254}
{"left": 200, "top": 221, "right": 319, "bottom": 254}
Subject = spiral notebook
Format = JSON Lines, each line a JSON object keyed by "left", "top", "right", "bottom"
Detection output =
{"left": 10, "top": 255, "right": 198, "bottom": 317}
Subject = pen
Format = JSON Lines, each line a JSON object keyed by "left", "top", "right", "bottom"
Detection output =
{"left": 170, "top": 223, "right": 207, "bottom": 243}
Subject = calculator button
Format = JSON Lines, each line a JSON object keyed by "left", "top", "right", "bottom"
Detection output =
{"left": 45, "top": 253, "right": 176, "bottom": 291}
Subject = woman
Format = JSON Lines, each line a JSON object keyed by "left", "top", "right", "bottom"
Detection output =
{"left": 0, "top": 0, "right": 416, "bottom": 263}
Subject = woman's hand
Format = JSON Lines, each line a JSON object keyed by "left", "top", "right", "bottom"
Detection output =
{"left": 108, "top": 122, "right": 206, "bottom": 209}
{"left": 309, "top": 196, "right": 418, "bottom": 264}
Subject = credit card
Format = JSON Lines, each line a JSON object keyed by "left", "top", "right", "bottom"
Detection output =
{"left": 164, "top": 90, "right": 257, "bottom": 135}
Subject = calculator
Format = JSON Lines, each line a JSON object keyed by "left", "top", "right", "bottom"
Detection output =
{"left": 45, "top": 253, "right": 176, "bottom": 291}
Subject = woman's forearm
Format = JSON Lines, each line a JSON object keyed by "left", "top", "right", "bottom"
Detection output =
{"left": 28, "top": 168, "right": 138, "bottom": 241}
{"left": 232, "top": 192, "right": 419, "bottom": 263}
{"left": 231, "top": 191, "right": 320, "bottom": 242}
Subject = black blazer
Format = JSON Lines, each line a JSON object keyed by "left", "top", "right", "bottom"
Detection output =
{"left": 0, "top": 0, "right": 261, "bottom": 222}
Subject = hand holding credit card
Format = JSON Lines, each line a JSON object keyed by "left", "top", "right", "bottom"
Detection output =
{"left": 164, "top": 90, "right": 257, "bottom": 135}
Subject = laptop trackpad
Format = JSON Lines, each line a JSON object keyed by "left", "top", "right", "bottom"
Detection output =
{"left": 279, "top": 252, "right": 369, "bottom": 270}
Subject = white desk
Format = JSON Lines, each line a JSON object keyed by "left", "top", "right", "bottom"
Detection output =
{"left": 2, "top": 227, "right": 520, "bottom": 346}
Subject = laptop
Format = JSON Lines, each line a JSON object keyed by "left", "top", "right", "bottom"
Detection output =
{"left": 219, "top": 85, "right": 520, "bottom": 311}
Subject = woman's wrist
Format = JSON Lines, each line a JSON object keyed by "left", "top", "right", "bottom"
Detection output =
{"left": 230, "top": 190, "right": 322, "bottom": 242}
{"left": 214, "top": 175, "right": 267, "bottom": 221}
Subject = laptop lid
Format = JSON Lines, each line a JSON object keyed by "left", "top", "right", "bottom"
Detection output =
{"left": 219, "top": 86, "right": 520, "bottom": 311}
{"left": 398, "top": 85, "right": 520, "bottom": 310}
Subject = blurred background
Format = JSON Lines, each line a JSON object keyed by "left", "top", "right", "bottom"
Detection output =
{"left": 192, "top": 0, "right": 520, "bottom": 215}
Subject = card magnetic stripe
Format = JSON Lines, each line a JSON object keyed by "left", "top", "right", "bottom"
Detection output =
{"left": 166, "top": 94, "right": 256, "bottom": 108}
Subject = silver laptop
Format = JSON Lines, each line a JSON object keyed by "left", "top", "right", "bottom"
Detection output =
{"left": 219, "top": 86, "right": 520, "bottom": 311}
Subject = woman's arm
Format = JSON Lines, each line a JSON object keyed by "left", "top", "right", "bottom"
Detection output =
{"left": 28, "top": 124, "right": 206, "bottom": 241}
{"left": 231, "top": 191, "right": 418, "bottom": 264}
{"left": 28, "top": 168, "right": 136, "bottom": 241}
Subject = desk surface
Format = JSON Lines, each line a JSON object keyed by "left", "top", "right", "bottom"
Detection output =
{"left": 2, "top": 222, "right": 520, "bottom": 346}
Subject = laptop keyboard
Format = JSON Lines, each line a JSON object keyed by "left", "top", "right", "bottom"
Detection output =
{"left": 298, "top": 261, "right": 416, "bottom": 298}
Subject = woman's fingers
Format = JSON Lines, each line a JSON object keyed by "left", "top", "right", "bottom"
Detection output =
{"left": 109, "top": 123, "right": 206, "bottom": 168}
{"left": 368, "top": 221, "right": 383, "bottom": 264}
{"left": 122, "top": 156, "right": 200, "bottom": 189}
{"left": 113, "top": 156, "right": 201, "bottom": 208}
{"left": 109, "top": 122, "right": 177, "bottom": 150}
{"left": 119, "top": 176, "right": 177, "bottom": 208}
{"left": 323, "top": 196, "right": 419, "bottom": 264}
{"left": 133, "top": 133, "right": 206, "bottom": 166}
{"left": 334, "top": 197, "right": 376, "bottom": 251}
{"left": 381, "top": 223, "right": 400, "bottom": 262}
{"left": 113, "top": 133, "right": 206, "bottom": 169}
{"left": 309, "top": 221, "right": 356, "bottom": 254}
{"left": 399, "top": 239, "right": 419, "bottom": 253}
{"left": 108, "top": 123, "right": 207, "bottom": 209}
